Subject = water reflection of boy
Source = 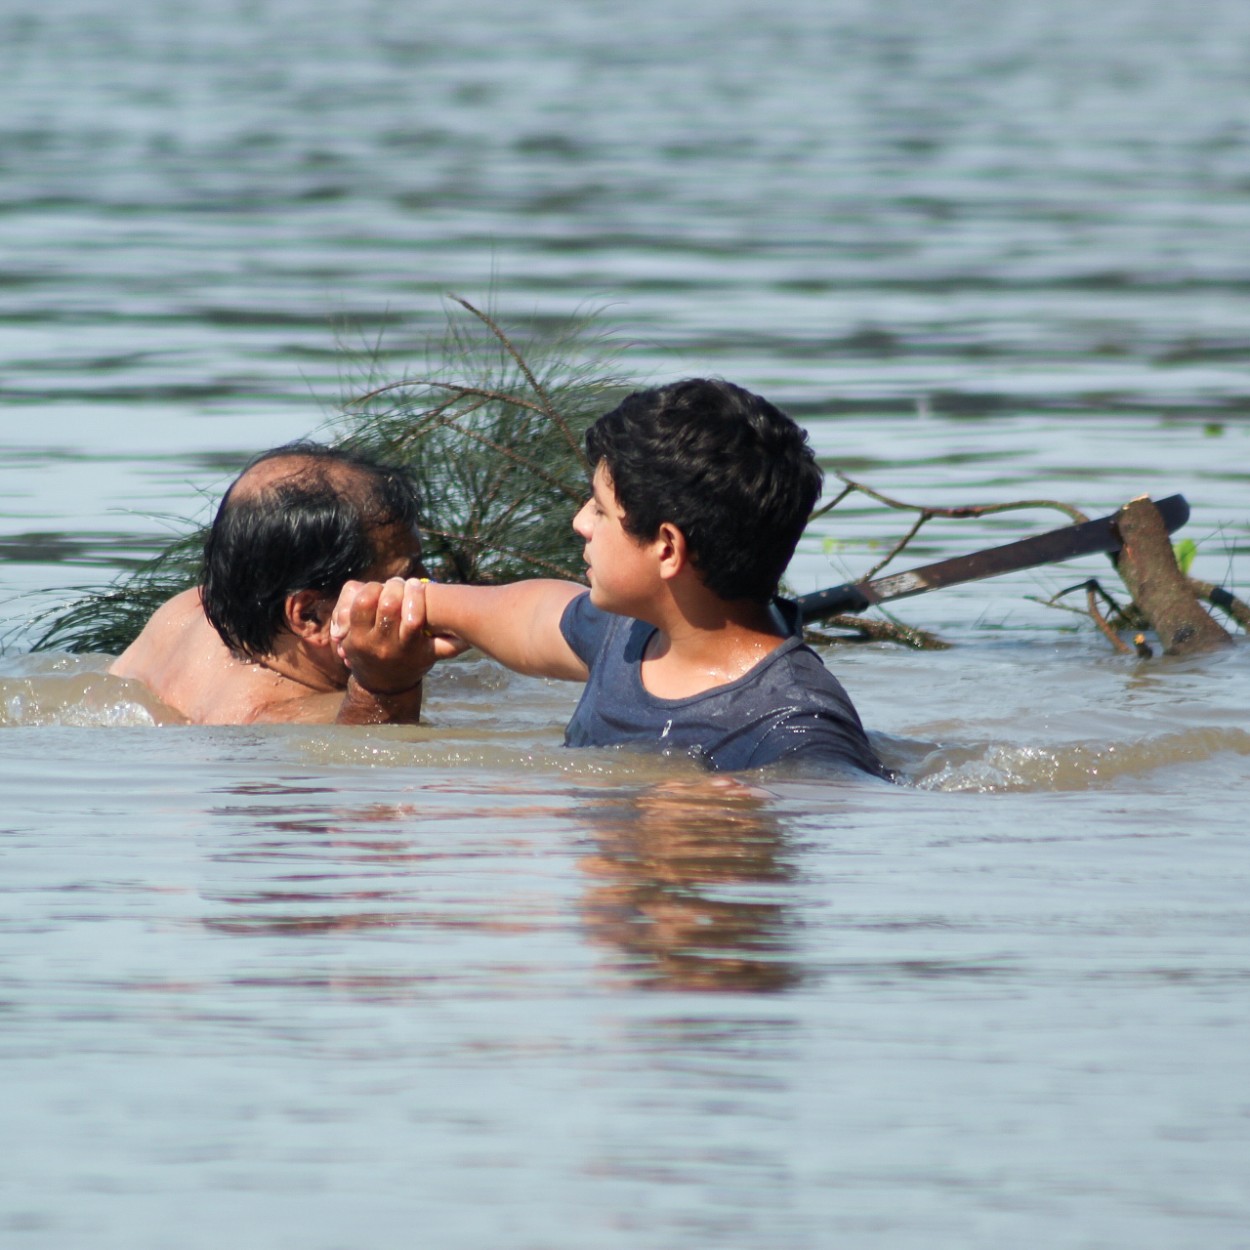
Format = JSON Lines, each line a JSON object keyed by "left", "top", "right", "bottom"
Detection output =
{"left": 110, "top": 442, "right": 462, "bottom": 724}
{"left": 334, "top": 379, "right": 890, "bottom": 778}
{"left": 577, "top": 777, "right": 802, "bottom": 993}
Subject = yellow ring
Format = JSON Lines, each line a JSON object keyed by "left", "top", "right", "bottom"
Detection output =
{"left": 419, "top": 578, "right": 433, "bottom": 634}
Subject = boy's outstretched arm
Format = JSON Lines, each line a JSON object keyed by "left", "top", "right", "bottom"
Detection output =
{"left": 331, "top": 577, "right": 588, "bottom": 692}
{"left": 426, "top": 580, "right": 588, "bottom": 679}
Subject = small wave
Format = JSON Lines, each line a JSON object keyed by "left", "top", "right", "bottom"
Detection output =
{"left": 0, "top": 664, "right": 171, "bottom": 728}
{"left": 906, "top": 727, "right": 1250, "bottom": 793}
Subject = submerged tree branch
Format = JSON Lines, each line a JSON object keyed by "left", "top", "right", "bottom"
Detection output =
{"left": 1187, "top": 579, "right": 1250, "bottom": 631}
{"left": 803, "top": 616, "right": 950, "bottom": 651}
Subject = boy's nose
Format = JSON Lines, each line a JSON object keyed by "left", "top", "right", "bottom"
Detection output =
{"left": 572, "top": 500, "right": 592, "bottom": 537}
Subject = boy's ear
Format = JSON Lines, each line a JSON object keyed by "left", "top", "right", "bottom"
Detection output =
{"left": 285, "top": 589, "right": 333, "bottom": 642}
{"left": 655, "top": 521, "right": 689, "bottom": 581}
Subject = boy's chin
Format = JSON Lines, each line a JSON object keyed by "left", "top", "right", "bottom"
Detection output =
{"left": 586, "top": 584, "right": 624, "bottom": 615}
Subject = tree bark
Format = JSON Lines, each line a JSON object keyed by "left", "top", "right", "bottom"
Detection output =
{"left": 1113, "top": 497, "right": 1233, "bottom": 655}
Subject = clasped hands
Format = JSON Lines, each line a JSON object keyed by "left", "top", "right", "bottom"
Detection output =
{"left": 330, "top": 578, "right": 468, "bottom": 696}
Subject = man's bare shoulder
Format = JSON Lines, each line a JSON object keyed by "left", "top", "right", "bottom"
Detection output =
{"left": 108, "top": 589, "right": 383, "bottom": 726}
{"left": 110, "top": 588, "right": 211, "bottom": 681}
{"left": 109, "top": 588, "right": 272, "bottom": 722}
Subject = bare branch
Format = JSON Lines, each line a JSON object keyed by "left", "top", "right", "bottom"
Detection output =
{"left": 1086, "top": 583, "right": 1134, "bottom": 654}
{"left": 861, "top": 511, "right": 931, "bottom": 581}
{"left": 831, "top": 474, "right": 1088, "bottom": 525}
{"left": 808, "top": 480, "right": 856, "bottom": 521}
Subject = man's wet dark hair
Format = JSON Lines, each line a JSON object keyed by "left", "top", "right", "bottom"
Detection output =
{"left": 200, "top": 441, "right": 421, "bottom": 659}
{"left": 584, "top": 379, "right": 823, "bottom": 604}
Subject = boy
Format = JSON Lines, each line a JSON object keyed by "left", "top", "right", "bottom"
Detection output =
{"left": 333, "top": 379, "right": 889, "bottom": 777}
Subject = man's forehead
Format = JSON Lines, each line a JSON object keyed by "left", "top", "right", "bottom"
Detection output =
{"left": 365, "top": 519, "right": 424, "bottom": 579}
{"left": 371, "top": 517, "right": 422, "bottom": 550}
{"left": 381, "top": 516, "right": 421, "bottom": 536}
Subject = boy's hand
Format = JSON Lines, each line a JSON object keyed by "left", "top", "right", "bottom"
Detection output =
{"left": 330, "top": 578, "right": 467, "bottom": 694}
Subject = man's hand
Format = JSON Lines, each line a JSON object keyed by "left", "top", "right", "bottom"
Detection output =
{"left": 330, "top": 577, "right": 467, "bottom": 696}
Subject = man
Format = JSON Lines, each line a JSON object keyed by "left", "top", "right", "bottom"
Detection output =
{"left": 110, "top": 441, "right": 460, "bottom": 724}
{"left": 332, "top": 379, "right": 889, "bottom": 777}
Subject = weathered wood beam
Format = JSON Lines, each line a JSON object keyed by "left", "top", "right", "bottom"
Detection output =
{"left": 1113, "top": 497, "right": 1233, "bottom": 655}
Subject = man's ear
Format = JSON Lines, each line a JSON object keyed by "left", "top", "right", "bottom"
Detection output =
{"left": 285, "top": 589, "right": 333, "bottom": 642}
{"left": 655, "top": 521, "right": 689, "bottom": 581}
